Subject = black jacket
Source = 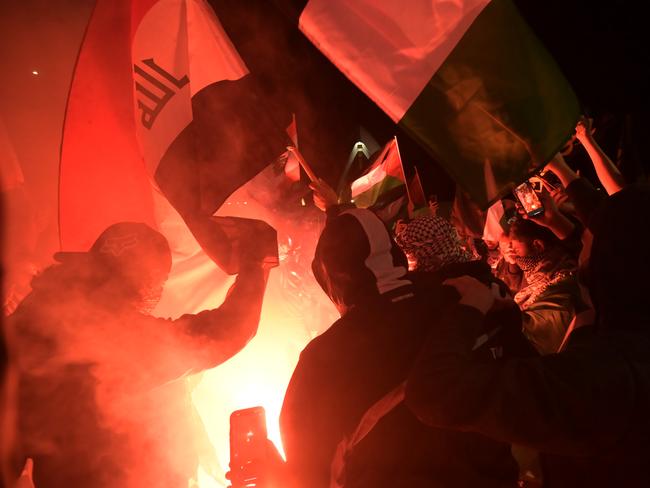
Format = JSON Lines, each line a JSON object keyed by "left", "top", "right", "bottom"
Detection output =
{"left": 10, "top": 262, "right": 268, "bottom": 488}
{"left": 406, "top": 305, "right": 650, "bottom": 487}
{"left": 281, "top": 208, "right": 530, "bottom": 487}
{"left": 405, "top": 184, "right": 650, "bottom": 487}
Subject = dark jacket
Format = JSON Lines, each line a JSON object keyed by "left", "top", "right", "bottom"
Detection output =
{"left": 10, "top": 261, "right": 268, "bottom": 488}
{"left": 280, "top": 208, "right": 530, "bottom": 488}
{"left": 406, "top": 306, "right": 650, "bottom": 487}
{"left": 405, "top": 185, "right": 650, "bottom": 487}
{"left": 520, "top": 276, "right": 582, "bottom": 355}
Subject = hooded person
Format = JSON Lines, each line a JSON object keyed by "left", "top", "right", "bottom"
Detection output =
{"left": 279, "top": 208, "right": 533, "bottom": 488}
{"left": 405, "top": 184, "right": 650, "bottom": 487}
{"left": 8, "top": 221, "right": 276, "bottom": 488}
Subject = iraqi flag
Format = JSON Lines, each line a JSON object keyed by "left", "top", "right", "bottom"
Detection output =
{"left": 299, "top": 0, "right": 580, "bottom": 208}
{"left": 351, "top": 137, "right": 408, "bottom": 226}
{"left": 59, "top": 0, "right": 284, "bottom": 272}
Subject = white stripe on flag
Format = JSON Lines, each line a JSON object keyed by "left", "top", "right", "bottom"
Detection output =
{"left": 351, "top": 164, "right": 388, "bottom": 198}
{"left": 132, "top": 0, "right": 248, "bottom": 174}
{"left": 482, "top": 199, "right": 505, "bottom": 242}
{"left": 351, "top": 138, "right": 402, "bottom": 198}
{"left": 299, "top": 0, "right": 490, "bottom": 122}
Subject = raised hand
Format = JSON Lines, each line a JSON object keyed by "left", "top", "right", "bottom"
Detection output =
{"left": 574, "top": 115, "right": 595, "bottom": 142}
{"left": 309, "top": 178, "right": 339, "bottom": 211}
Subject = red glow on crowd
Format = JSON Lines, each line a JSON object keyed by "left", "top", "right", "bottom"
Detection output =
{"left": 152, "top": 185, "right": 336, "bottom": 486}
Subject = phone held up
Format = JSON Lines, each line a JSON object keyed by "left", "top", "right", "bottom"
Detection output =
{"left": 229, "top": 406, "right": 268, "bottom": 487}
{"left": 513, "top": 181, "right": 544, "bottom": 218}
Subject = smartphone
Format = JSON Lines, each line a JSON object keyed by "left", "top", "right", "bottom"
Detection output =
{"left": 229, "top": 406, "right": 268, "bottom": 482}
{"left": 537, "top": 170, "right": 562, "bottom": 191}
{"left": 513, "top": 181, "right": 544, "bottom": 217}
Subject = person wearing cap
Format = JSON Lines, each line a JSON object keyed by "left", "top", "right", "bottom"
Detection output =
{"left": 8, "top": 220, "right": 276, "bottom": 488}
{"left": 404, "top": 184, "right": 650, "bottom": 487}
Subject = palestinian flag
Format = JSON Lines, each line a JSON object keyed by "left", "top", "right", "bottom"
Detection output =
{"left": 407, "top": 167, "right": 430, "bottom": 218}
{"left": 351, "top": 137, "right": 408, "bottom": 226}
{"left": 299, "top": 0, "right": 580, "bottom": 208}
{"left": 59, "top": 0, "right": 283, "bottom": 272}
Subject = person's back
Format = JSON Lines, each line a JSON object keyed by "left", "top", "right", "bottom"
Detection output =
{"left": 286, "top": 291, "right": 521, "bottom": 488}
{"left": 12, "top": 269, "right": 137, "bottom": 488}
{"left": 11, "top": 257, "right": 205, "bottom": 487}
{"left": 280, "top": 209, "right": 521, "bottom": 487}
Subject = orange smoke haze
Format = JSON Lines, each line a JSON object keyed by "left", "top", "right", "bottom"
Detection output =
{"left": 152, "top": 184, "right": 337, "bottom": 487}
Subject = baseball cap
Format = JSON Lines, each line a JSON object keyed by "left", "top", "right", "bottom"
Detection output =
{"left": 54, "top": 222, "right": 171, "bottom": 276}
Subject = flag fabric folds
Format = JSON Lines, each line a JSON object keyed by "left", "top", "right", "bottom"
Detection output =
{"left": 59, "top": 0, "right": 155, "bottom": 250}
{"left": 406, "top": 167, "right": 429, "bottom": 218}
{"left": 299, "top": 0, "right": 580, "bottom": 208}
{"left": 59, "top": 0, "right": 283, "bottom": 272}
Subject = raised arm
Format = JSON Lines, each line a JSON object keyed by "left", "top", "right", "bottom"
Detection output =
{"left": 133, "top": 221, "right": 277, "bottom": 384}
{"left": 544, "top": 154, "right": 606, "bottom": 227}
{"left": 173, "top": 261, "right": 270, "bottom": 369}
{"left": 575, "top": 116, "right": 625, "bottom": 195}
{"left": 517, "top": 187, "right": 576, "bottom": 241}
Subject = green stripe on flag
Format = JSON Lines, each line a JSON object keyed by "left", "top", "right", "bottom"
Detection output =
{"left": 400, "top": 0, "right": 579, "bottom": 208}
{"left": 352, "top": 174, "right": 405, "bottom": 208}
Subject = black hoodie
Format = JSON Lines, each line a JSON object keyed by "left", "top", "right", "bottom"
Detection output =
{"left": 281, "top": 208, "right": 525, "bottom": 488}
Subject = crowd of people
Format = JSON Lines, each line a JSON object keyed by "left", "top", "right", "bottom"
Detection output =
{"left": 2, "top": 114, "right": 650, "bottom": 488}
{"left": 274, "top": 116, "right": 650, "bottom": 488}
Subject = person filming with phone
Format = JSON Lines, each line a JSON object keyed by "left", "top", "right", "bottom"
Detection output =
{"left": 405, "top": 183, "right": 650, "bottom": 487}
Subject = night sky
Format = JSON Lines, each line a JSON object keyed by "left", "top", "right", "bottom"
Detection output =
{"left": 1, "top": 0, "right": 648, "bottom": 257}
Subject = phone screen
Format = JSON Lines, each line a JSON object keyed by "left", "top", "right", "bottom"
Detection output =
{"left": 513, "top": 181, "right": 544, "bottom": 217}
{"left": 229, "top": 406, "right": 267, "bottom": 472}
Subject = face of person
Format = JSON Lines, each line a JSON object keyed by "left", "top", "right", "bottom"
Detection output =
{"left": 133, "top": 251, "right": 172, "bottom": 314}
{"left": 507, "top": 232, "right": 539, "bottom": 258}
{"left": 498, "top": 235, "right": 517, "bottom": 264}
{"left": 137, "top": 270, "right": 169, "bottom": 314}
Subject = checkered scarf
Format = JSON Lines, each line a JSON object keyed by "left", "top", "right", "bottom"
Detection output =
{"left": 394, "top": 216, "right": 475, "bottom": 272}
{"left": 514, "top": 249, "right": 576, "bottom": 309}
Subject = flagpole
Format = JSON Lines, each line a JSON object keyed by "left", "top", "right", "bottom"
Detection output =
{"left": 287, "top": 145, "right": 319, "bottom": 182}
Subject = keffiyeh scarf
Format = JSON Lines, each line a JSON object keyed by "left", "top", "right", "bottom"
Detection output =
{"left": 394, "top": 216, "right": 475, "bottom": 272}
{"left": 514, "top": 248, "right": 577, "bottom": 309}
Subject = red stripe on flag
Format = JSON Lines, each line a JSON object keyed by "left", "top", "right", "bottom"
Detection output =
{"left": 59, "top": 0, "right": 156, "bottom": 251}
